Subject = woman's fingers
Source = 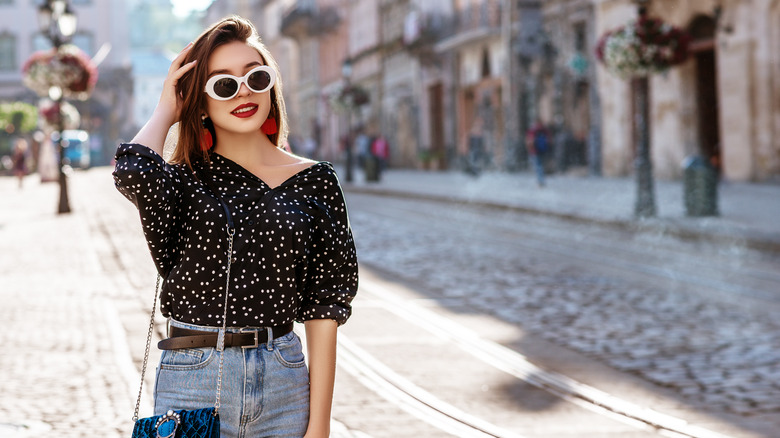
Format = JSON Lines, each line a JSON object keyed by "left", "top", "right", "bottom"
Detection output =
{"left": 168, "top": 42, "right": 193, "bottom": 74}
{"left": 171, "top": 60, "right": 197, "bottom": 81}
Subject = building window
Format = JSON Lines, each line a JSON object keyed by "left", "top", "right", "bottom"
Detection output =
{"left": 31, "top": 31, "right": 93, "bottom": 56}
{"left": 481, "top": 47, "right": 490, "bottom": 78}
{"left": 574, "top": 22, "right": 587, "bottom": 53}
{"left": 32, "top": 32, "right": 52, "bottom": 51}
{"left": 0, "top": 33, "right": 16, "bottom": 71}
{"left": 72, "top": 32, "right": 93, "bottom": 55}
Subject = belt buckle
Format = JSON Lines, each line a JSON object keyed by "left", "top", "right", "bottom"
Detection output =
{"left": 240, "top": 328, "right": 260, "bottom": 349}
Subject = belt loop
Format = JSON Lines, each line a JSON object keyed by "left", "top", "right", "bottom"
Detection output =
{"left": 216, "top": 329, "right": 226, "bottom": 352}
{"left": 266, "top": 327, "right": 274, "bottom": 351}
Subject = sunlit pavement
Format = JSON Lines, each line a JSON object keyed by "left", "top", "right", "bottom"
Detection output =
{"left": 1, "top": 167, "right": 779, "bottom": 437}
{"left": 340, "top": 166, "right": 780, "bottom": 254}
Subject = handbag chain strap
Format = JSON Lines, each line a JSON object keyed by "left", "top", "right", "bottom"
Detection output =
{"left": 214, "top": 225, "right": 235, "bottom": 413}
{"left": 132, "top": 164, "right": 236, "bottom": 421}
{"left": 133, "top": 275, "right": 161, "bottom": 422}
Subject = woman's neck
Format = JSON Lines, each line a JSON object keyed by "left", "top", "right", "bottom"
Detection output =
{"left": 212, "top": 130, "right": 280, "bottom": 167}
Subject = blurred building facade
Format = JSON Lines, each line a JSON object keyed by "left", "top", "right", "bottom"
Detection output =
{"left": 3, "top": 0, "right": 778, "bottom": 181}
{"left": 129, "top": 0, "right": 207, "bottom": 133}
{"left": 587, "top": 0, "right": 780, "bottom": 182}
{"left": 0, "top": 0, "right": 133, "bottom": 166}
{"left": 202, "top": 0, "right": 780, "bottom": 182}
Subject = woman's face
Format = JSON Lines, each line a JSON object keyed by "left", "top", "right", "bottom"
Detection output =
{"left": 204, "top": 40, "right": 273, "bottom": 137}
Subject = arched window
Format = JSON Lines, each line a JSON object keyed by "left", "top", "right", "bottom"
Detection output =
{"left": 480, "top": 47, "right": 490, "bottom": 78}
{"left": 0, "top": 32, "right": 15, "bottom": 71}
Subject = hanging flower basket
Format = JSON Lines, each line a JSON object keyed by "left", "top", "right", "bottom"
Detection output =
{"left": 330, "top": 83, "right": 370, "bottom": 113}
{"left": 596, "top": 16, "right": 690, "bottom": 79}
{"left": 22, "top": 44, "right": 98, "bottom": 100}
{"left": 39, "top": 99, "right": 81, "bottom": 132}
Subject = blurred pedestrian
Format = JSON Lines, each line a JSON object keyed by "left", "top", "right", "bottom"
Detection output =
{"left": 36, "top": 134, "right": 58, "bottom": 183}
{"left": 526, "top": 119, "right": 549, "bottom": 187}
{"left": 354, "top": 126, "right": 370, "bottom": 169}
{"left": 302, "top": 136, "right": 317, "bottom": 159}
{"left": 12, "top": 138, "right": 29, "bottom": 189}
{"left": 467, "top": 116, "right": 486, "bottom": 176}
{"left": 371, "top": 134, "right": 389, "bottom": 172}
{"left": 112, "top": 16, "right": 357, "bottom": 438}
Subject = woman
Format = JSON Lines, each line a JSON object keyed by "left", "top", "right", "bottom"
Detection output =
{"left": 113, "top": 16, "right": 358, "bottom": 438}
{"left": 12, "top": 138, "right": 29, "bottom": 188}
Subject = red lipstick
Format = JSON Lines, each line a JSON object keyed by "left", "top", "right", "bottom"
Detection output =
{"left": 231, "top": 103, "right": 258, "bottom": 118}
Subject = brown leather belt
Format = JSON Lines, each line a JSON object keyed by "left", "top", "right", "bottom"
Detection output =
{"left": 158, "top": 323, "right": 294, "bottom": 350}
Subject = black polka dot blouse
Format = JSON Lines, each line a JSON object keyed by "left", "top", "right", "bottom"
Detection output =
{"left": 113, "top": 143, "right": 358, "bottom": 327}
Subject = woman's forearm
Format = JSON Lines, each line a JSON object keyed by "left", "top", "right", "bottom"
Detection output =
{"left": 303, "top": 318, "right": 338, "bottom": 437}
{"left": 129, "top": 107, "right": 176, "bottom": 156}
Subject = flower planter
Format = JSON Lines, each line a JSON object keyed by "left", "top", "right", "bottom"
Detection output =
{"left": 596, "top": 16, "right": 689, "bottom": 79}
{"left": 22, "top": 44, "right": 98, "bottom": 100}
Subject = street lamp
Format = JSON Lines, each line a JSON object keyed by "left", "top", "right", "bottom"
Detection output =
{"left": 38, "top": 0, "right": 77, "bottom": 214}
{"left": 632, "top": 0, "right": 657, "bottom": 218}
{"left": 341, "top": 58, "right": 354, "bottom": 182}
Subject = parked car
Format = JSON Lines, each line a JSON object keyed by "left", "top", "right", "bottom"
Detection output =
{"left": 60, "top": 129, "right": 90, "bottom": 169}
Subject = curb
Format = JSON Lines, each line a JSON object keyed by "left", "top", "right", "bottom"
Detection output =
{"left": 343, "top": 184, "right": 780, "bottom": 255}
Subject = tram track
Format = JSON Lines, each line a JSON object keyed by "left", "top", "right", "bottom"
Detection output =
{"left": 336, "top": 192, "right": 780, "bottom": 436}
{"left": 337, "top": 280, "right": 733, "bottom": 438}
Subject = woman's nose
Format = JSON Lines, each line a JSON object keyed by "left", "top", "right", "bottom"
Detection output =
{"left": 237, "top": 82, "right": 252, "bottom": 97}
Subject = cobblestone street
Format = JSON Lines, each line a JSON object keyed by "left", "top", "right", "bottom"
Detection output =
{"left": 343, "top": 184, "right": 780, "bottom": 429}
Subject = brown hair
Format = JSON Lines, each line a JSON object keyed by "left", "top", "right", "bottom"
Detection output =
{"left": 170, "top": 15, "right": 288, "bottom": 169}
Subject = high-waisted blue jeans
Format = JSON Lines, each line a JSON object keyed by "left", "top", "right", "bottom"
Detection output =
{"left": 154, "top": 319, "right": 310, "bottom": 438}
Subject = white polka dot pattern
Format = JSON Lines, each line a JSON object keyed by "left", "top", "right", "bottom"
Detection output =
{"left": 113, "top": 143, "right": 358, "bottom": 326}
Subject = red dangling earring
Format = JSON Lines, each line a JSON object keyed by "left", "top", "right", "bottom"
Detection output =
{"left": 261, "top": 117, "right": 278, "bottom": 135}
{"left": 200, "top": 115, "right": 214, "bottom": 151}
{"left": 200, "top": 128, "right": 213, "bottom": 151}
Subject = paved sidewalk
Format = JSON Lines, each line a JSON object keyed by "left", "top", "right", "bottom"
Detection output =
{"left": 0, "top": 175, "right": 141, "bottom": 437}
{"left": 341, "top": 167, "right": 780, "bottom": 253}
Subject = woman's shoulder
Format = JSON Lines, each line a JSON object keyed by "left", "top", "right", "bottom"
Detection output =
{"left": 278, "top": 150, "right": 337, "bottom": 180}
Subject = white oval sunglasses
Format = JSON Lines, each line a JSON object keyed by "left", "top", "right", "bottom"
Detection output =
{"left": 204, "top": 65, "right": 276, "bottom": 101}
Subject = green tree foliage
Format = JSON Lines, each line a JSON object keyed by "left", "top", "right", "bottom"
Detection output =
{"left": 0, "top": 102, "right": 38, "bottom": 135}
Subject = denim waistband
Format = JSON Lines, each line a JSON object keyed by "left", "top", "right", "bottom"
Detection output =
{"left": 167, "top": 318, "right": 290, "bottom": 334}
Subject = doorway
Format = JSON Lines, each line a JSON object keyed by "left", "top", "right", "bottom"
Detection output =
{"left": 689, "top": 15, "right": 721, "bottom": 172}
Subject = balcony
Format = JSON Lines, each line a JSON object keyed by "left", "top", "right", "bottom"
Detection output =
{"left": 403, "top": 12, "right": 449, "bottom": 56}
{"left": 280, "top": 1, "right": 340, "bottom": 40}
{"left": 434, "top": 0, "right": 503, "bottom": 53}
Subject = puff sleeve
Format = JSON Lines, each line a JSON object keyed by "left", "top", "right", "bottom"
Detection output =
{"left": 112, "top": 143, "right": 182, "bottom": 276}
{"left": 297, "top": 168, "right": 358, "bottom": 325}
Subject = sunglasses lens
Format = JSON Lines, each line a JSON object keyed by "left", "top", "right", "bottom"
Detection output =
{"left": 247, "top": 70, "right": 271, "bottom": 92}
{"left": 212, "top": 77, "right": 239, "bottom": 99}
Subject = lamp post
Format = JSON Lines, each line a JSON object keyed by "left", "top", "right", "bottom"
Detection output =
{"left": 341, "top": 59, "right": 354, "bottom": 182}
{"left": 38, "top": 0, "right": 77, "bottom": 214}
{"left": 632, "top": 0, "right": 656, "bottom": 218}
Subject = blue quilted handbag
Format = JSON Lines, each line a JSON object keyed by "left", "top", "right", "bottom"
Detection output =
{"left": 132, "top": 408, "right": 219, "bottom": 438}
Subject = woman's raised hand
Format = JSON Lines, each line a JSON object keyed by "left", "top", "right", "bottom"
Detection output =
{"left": 130, "top": 43, "right": 197, "bottom": 155}
{"left": 157, "top": 42, "right": 198, "bottom": 126}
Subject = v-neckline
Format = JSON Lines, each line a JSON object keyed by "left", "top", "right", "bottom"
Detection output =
{"left": 211, "top": 153, "right": 324, "bottom": 190}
